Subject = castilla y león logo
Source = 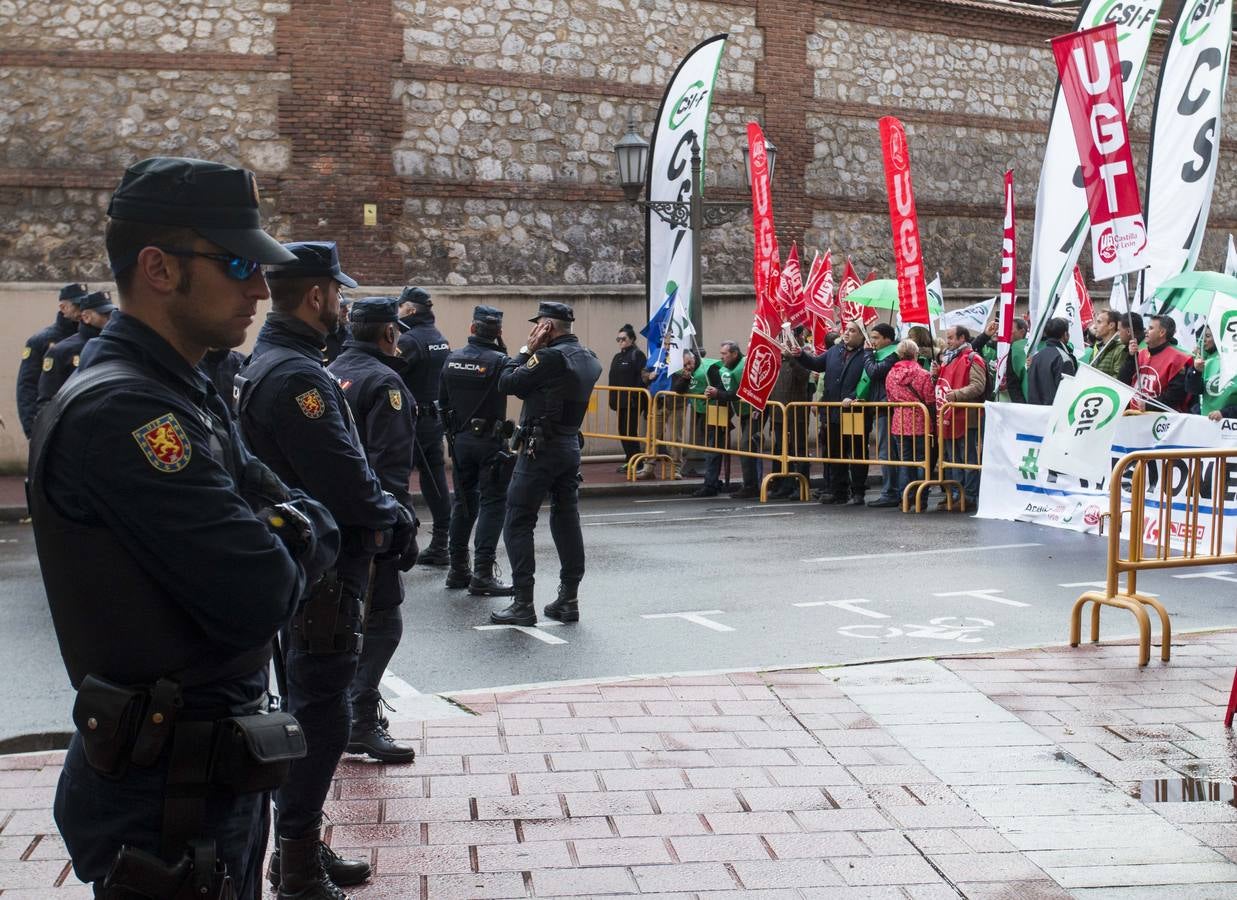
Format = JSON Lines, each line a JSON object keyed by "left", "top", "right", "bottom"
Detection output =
{"left": 1067, "top": 386, "right": 1120, "bottom": 437}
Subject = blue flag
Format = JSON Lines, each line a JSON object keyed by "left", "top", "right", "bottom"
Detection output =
{"left": 641, "top": 289, "right": 676, "bottom": 396}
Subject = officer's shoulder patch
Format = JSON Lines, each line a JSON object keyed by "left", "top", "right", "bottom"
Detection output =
{"left": 526, "top": 353, "right": 539, "bottom": 369}
{"left": 21, "top": 345, "right": 31, "bottom": 360}
{"left": 132, "top": 413, "right": 192, "bottom": 473}
{"left": 389, "top": 388, "right": 403, "bottom": 411}
{"left": 295, "top": 388, "right": 326, "bottom": 419}
{"left": 42, "top": 356, "right": 53, "bottom": 372}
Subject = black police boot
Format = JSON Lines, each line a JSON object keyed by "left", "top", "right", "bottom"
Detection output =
{"left": 490, "top": 589, "right": 536, "bottom": 626}
{"left": 418, "top": 531, "right": 449, "bottom": 567}
{"left": 276, "top": 829, "right": 367, "bottom": 898}
{"left": 544, "top": 583, "right": 579, "bottom": 623}
{"left": 445, "top": 551, "right": 471, "bottom": 589}
{"left": 347, "top": 703, "right": 416, "bottom": 764}
{"left": 468, "top": 560, "right": 514, "bottom": 597}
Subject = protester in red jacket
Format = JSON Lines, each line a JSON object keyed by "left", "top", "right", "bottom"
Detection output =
{"left": 884, "top": 339, "right": 936, "bottom": 500}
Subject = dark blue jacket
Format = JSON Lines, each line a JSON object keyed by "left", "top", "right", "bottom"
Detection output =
{"left": 17, "top": 313, "right": 77, "bottom": 436}
{"left": 397, "top": 310, "right": 451, "bottom": 416}
{"left": 35, "top": 323, "right": 101, "bottom": 415}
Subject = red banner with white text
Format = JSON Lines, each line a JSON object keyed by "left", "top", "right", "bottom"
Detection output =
{"left": 776, "top": 242, "right": 808, "bottom": 328}
{"left": 1051, "top": 23, "right": 1147, "bottom": 280}
{"left": 748, "top": 122, "right": 777, "bottom": 298}
{"left": 804, "top": 249, "right": 834, "bottom": 351}
{"left": 879, "top": 116, "right": 930, "bottom": 325}
{"left": 737, "top": 327, "right": 783, "bottom": 412}
{"left": 996, "top": 169, "right": 1016, "bottom": 389}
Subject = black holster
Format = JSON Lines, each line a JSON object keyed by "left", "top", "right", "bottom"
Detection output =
{"left": 289, "top": 571, "right": 363, "bottom": 655}
{"left": 102, "top": 840, "right": 234, "bottom": 900}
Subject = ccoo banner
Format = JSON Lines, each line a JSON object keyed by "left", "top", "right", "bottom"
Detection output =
{"left": 646, "top": 34, "right": 728, "bottom": 321}
{"left": 879, "top": 117, "right": 930, "bottom": 325}
{"left": 1141, "top": 0, "right": 1232, "bottom": 296}
{"left": 1053, "top": 23, "right": 1148, "bottom": 281}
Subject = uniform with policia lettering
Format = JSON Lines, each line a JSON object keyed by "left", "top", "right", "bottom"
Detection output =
{"left": 28, "top": 156, "right": 341, "bottom": 899}
{"left": 17, "top": 283, "right": 85, "bottom": 437}
{"left": 35, "top": 291, "right": 115, "bottom": 417}
{"left": 235, "top": 242, "right": 414, "bottom": 897}
{"left": 327, "top": 297, "right": 419, "bottom": 765}
{"left": 490, "top": 301, "right": 602, "bottom": 627}
{"left": 439, "top": 305, "right": 516, "bottom": 597}
{"left": 397, "top": 286, "right": 453, "bottom": 564}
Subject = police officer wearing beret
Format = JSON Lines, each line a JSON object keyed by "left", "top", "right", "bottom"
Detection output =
{"left": 491, "top": 301, "right": 602, "bottom": 626}
{"left": 439, "top": 305, "right": 515, "bottom": 597}
{"left": 397, "top": 286, "right": 453, "bottom": 565}
{"left": 16, "top": 283, "right": 85, "bottom": 437}
{"left": 236, "top": 242, "right": 414, "bottom": 898}
{"left": 327, "top": 298, "right": 419, "bottom": 765}
{"left": 34, "top": 290, "right": 115, "bottom": 415}
{"left": 28, "top": 156, "right": 341, "bottom": 897}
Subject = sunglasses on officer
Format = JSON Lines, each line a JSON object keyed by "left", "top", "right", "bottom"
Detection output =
{"left": 151, "top": 246, "right": 263, "bottom": 281}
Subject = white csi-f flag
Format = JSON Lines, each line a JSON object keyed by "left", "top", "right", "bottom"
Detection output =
{"left": 1039, "top": 365, "right": 1137, "bottom": 483}
{"left": 1051, "top": 276, "right": 1086, "bottom": 351}
{"left": 1208, "top": 290, "right": 1237, "bottom": 393}
{"left": 1108, "top": 275, "right": 1132, "bottom": 314}
{"left": 1226, "top": 235, "right": 1237, "bottom": 279}
{"left": 939, "top": 296, "right": 995, "bottom": 337}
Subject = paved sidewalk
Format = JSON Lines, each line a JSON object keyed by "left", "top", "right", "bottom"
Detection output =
{"left": 5, "top": 632, "right": 1237, "bottom": 898}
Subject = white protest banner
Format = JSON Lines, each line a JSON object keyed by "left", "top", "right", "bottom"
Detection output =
{"left": 1227, "top": 235, "right": 1237, "bottom": 278}
{"left": 1051, "top": 271, "right": 1086, "bottom": 351}
{"left": 939, "top": 297, "right": 996, "bottom": 337}
{"left": 977, "top": 402, "right": 1237, "bottom": 549}
{"left": 1039, "top": 366, "right": 1138, "bottom": 483}
{"left": 646, "top": 35, "right": 728, "bottom": 320}
{"left": 1208, "top": 290, "right": 1237, "bottom": 393}
{"left": 1108, "top": 274, "right": 1131, "bottom": 314}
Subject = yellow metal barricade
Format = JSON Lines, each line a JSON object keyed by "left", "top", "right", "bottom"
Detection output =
{"left": 1071, "top": 448, "right": 1237, "bottom": 666}
{"left": 582, "top": 385, "right": 653, "bottom": 479}
{"left": 903, "top": 402, "right": 985, "bottom": 513}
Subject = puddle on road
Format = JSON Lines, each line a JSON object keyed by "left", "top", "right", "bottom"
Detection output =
{"left": 1135, "top": 777, "right": 1237, "bottom": 805}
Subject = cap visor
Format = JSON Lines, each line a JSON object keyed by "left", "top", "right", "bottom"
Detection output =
{"left": 96, "top": 304, "right": 118, "bottom": 315}
{"left": 195, "top": 225, "right": 298, "bottom": 265}
{"left": 334, "top": 270, "right": 359, "bottom": 289}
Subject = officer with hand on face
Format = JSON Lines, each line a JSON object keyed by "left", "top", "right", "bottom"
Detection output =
{"left": 490, "top": 301, "right": 602, "bottom": 627}
{"left": 35, "top": 290, "right": 116, "bottom": 415}
{"left": 440, "top": 305, "right": 515, "bottom": 597}
{"left": 327, "top": 297, "right": 419, "bottom": 765}
{"left": 235, "top": 242, "right": 414, "bottom": 899}
{"left": 28, "top": 156, "right": 340, "bottom": 899}
{"left": 18, "top": 283, "right": 85, "bottom": 436}
{"left": 397, "top": 286, "right": 453, "bottom": 565}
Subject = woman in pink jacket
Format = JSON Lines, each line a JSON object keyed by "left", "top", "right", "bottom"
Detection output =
{"left": 884, "top": 339, "right": 935, "bottom": 499}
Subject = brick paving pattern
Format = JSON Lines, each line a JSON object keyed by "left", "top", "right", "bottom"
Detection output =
{"left": 4, "top": 631, "right": 1237, "bottom": 896}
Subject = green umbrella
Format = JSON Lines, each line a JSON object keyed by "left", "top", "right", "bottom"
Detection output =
{"left": 1152, "top": 270, "right": 1237, "bottom": 316}
{"left": 846, "top": 278, "right": 945, "bottom": 317}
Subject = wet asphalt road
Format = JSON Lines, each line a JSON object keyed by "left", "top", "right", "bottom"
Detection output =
{"left": 3, "top": 493, "right": 1236, "bottom": 743}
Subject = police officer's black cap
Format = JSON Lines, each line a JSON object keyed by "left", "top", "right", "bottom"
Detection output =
{"left": 399, "top": 286, "right": 431, "bottom": 308}
{"left": 107, "top": 157, "right": 296, "bottom": 265}
{"left": 79, "top": 291, "right": 116, "bottom": 315}
{"left": 59, "top": 283, "right": 88, "bottom": 303}
{"left": 349, "top": 297, "right": 409, "bottom": 331}
{"left": 264, "top": 241, "right": 359, "bottom": 288}
{"left": 473, "top": 305, "right": 503, "bottom": 327}
{"left": 529, "top": 301, "right": 574, "bottom": 323}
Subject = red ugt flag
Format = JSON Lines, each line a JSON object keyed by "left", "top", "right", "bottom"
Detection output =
{"left": 776, "top": 242, "right": 808, "bottom": 328}
{"left": 879, "top": 116, "right": 930, "bottom": 325}
{"left": 804, "top": 249, "right": 835, "bottom": 351}
{"left": 996, "top": 169, "right": 1017, "bottom": 389}
{"left": 737, "top": 327, "right": 783, "bottom": 412}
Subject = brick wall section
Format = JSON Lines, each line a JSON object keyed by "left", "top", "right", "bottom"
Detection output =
{"left": 270, "top": 0, "right": 406, "bottom": 281}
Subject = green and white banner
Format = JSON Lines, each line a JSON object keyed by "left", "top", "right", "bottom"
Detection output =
{"left": 1208, "top": 290, "right": 1237, "bottom": 392}
{"left": 1039, "top": 365, "right": 1138, "bottom": 482}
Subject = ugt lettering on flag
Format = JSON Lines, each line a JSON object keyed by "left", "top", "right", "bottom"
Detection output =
{"left": 996, "top": 170, "right": 1016, "bottom": 390}
{"left": 1052, "top": 23, "right": 1148, "bottom": 280}
{"left": 879, "top": 116, "right": 929, "bottom": 325}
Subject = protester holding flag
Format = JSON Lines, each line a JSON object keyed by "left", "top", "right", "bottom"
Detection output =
{"left": 856, "top": 323, "right": 901, "bottom": 508}
{"left": 974, "top": 317, "right": 1029, "bottom": 402}
{"left": 1089, "top": 310, "right": 1131, "bottom": 382}
{"left": 609, "top": 324, "right": 648, "bottom": 470}
{"left": 1120, "top": 315, "right": 1194, "bottom": 411}
{"left": 1026, "top": 318, "right": 1078, "bottom": 406}
{"left": 693, "top": 342, "right": 756, "bottom": 498}
{"left": 1186, "top": 328, "right": 1237, "bottom": 418}
{"left": 885, "top": 339, "right": 936, "bottom": 499}
{"left": 934, "top": 325, "right": 987, "bottom": 508}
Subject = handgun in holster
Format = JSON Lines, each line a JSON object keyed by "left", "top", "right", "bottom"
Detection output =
{"left": 102, "top": 841, "right": 234, "bottom": 900}
{"left": 290, "top": 571, "right": 363, "bottom": 654}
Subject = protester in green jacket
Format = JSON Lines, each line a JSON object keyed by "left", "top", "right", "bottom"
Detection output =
{"left": 691, "top": 341, "right": 761, "bottom": 498}
{"left": 1185, "top": 328, "right": 1237, "bottom": 416}
{"left": 1090, "top": 309, "right": 1131, "bottom": 382}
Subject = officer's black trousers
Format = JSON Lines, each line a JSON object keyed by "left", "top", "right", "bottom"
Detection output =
{"left": 503, "top": 439, "right": 584, "bottom": 592}
{"left": 349, "top": 557, "right": 404, "bottom": 718}
{"left": 447, "top": 433, "right": 509, "bottom": 565}
{"left": 413, "top": 418, "right": 451, "bottom": 538}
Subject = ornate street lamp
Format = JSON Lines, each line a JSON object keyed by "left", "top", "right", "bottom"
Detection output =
{"left": 613, "top": 121, "right": 776, "bottom": 345}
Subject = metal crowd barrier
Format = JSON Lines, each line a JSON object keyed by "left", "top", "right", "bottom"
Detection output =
{"left": 902, "top": 402, "right": 985, "bottom": 513}
{"left": 581, "top": 385, "right": 653, "bottom": 476}
{"left": 1070, "top": 448, "right": 1237, "bottom": 667}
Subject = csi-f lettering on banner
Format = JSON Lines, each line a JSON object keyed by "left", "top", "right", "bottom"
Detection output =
{"left": 1052, "top": 23, "right": 1148, "bottom": 279}
{"left": 879, "top": 117, "right": 930, "bottom": 325}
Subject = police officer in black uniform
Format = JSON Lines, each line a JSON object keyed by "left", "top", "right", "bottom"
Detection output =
{"left": 17, "top": 283, "right": 85, "bottom": 437}
{"left": 200, "top": 347, "right": 246, "bottom": 404}
{"left": 327, "top": 298, "right": 419, "bottom": 765}
{"left": 29, "top": 156, "right": 340, "bottom": 898}
{"left": 322, "top": 300, "right": 350, "bottom": 365}
{"left": 35, "top": 290, "right": 116, "bottom": 415}
{"left": 439, "top": 305, "right": 515, "bottom": 597}
{"left": 397, "top": 286, "right": 452, "bottom": 565}
{"left": 491, "top": 301, "right": 602, "bottom": 626}
{"left": 236, "top": 242, "right": 415, "bottom": 900}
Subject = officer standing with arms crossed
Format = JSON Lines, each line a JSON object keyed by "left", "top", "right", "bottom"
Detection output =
{"left": 35, "top": 290, "right": 116, "bottom": 415}
{"left": 491, "top": 301, "right": 602, "bottom": 626}
{"left": 236, "top": 242, "right": 415, "bottom": 899}
{"left": 327, "top": 298, "right": 419, "bottom": 765}
{"left": 439, "top": 305, "right": 515, "bottom": 597}
{"left": 17, "top": 283, "right": 84, "bottom": 437}
{"left": 397, "top": 286, "right": 453, "bottom": 565}
{"left": 28, "top": 156, "right": 339, "bottom": 898}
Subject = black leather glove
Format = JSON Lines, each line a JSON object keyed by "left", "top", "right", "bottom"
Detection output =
{"left": 378, "top": 503, "right": 417, "bottom": 570}
{"left": 259, "top": 498, "right": 340, "bottom": 586}
{"left": 398, "top": 532, "right": 419, "bottom": 572}
{"left": 239, "top": 456, "right": 292, "bottom": 510}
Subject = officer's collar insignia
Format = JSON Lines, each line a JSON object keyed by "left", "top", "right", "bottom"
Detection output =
{"left": 296, "top": 388, "right": 326, "bottom": 419}
{"left": 21, "top": 346, "right": 31, "bottom": 359}
{"left": 526, "top": 353, "right": 539, "bottom": 369}
{"left": 42, "top": 357, "right": 53, "bottom": 372}
{"left": 132, "top": 413, "right": 191, "bottom": 473}
{"left": 389, "top": 389, "right": 402, "bottom": 411}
